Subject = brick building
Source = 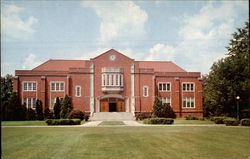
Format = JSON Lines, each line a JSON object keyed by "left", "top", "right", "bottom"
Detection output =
{"left": 13, "top": 49, "right": 203, "bottom": 117}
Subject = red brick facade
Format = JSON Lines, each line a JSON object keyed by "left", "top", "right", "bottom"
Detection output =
{"left": 13, "top": 49, "right": 203, "bottom": 117}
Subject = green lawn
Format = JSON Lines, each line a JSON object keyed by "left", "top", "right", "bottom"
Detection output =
{"left": 2, "top": 126, "right": 249, "bottom": 159}
{"left": 99, "top": 121, "right": 125, "bottom": 125}
{"left": 1, "top": 120, "right": 86, "bottom": 126}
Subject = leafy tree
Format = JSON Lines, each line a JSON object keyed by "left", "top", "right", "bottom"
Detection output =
{"left": 203, "top": 22, "right": 249, "bottom": 118}
{"left": 53, "top": 97, "right": 61, "bottom": 119}
{"left": 60, "top": 95, "right": 73, "bottom": 119}
{"left": 152, "top": 97, "right": 176, "bottom": 118}
{"left": 26, "top": 108, "right": 36, "bottom": 120}
{"left": 1, "top": 74, "right": 13, "bottom": 120}
{"left": 35, "top": 99, "right": 44, "bottom": 120}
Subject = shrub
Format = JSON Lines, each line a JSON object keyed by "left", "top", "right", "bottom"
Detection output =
{"left": 44, "top": 107, "right": 54, "bottom": 119}
{"left": 212, "top": 117, "right": 228, "bottom": 124}
{"left": 143, "top": 118, "right": 174, "bottom": 125}
{"left": 35, "top": 99, "right": 44, "bottom": 120}
{"left": 152, "top": 97, "right": 176, "bottom": 118}
{"left": 135, "top": 112, "right": 152, "bottom": 120}
{"left": 84, "top": 115, "right": 89, "bottom": 121}
{"left": 240, "top": 118, "right": 250, "bottom": 126}
{"left": 185, "top": 115, "right": 198, "bottom": 120}
{"left": 53, "top": 97, "right": 62, "bottom": 119}
{"left": 60, "top": 95, "right": 73, "bottom": 119}
{"left": 224, "top": 118, "right": 239, "bottom": 126}
{"left": 68, "top": 110, "right": 84, "bottom": 120}
{"left": 45, "top": 119, "right": 81, "bottom": 125}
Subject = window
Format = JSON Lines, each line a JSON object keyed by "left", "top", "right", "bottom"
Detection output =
{"left": 50, "top": 97, "right": 63, "bottom": 109}
{"left": 161, "top": 97, "right": 171, "bottom": 106}
{"left": 182, "top": 97, "right": 195, "bottom": 108}
{"left": 23, "top": 82, "right": 37, "bottom": 91}
{"left": 75, "top": 86, "right": 81, "bottom": 97}
{"left": 158, "top": 82, "right": 171, "bottom": 92}
{"left": 102, "top": 73, "right": 123, "bottom": 86}
{"left": 182, "top": 83, "right": 195, "bottom": 92}
{"left": 23, "top": 98, "right": 36, "bottom": 109}
{"left": 51, "top": 82, "right": 64, "bottom": 91}
{"left": 143, "top": 86, "right": 149, "bottom": 97}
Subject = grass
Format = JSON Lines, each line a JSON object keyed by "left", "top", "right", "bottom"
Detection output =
{"left": 99, "top": 121, "right": 125, "bottom": 125}
{"left": 2, "top": 126, "right": 250, "bottom": 159}
{"left": 1, "top": 120, "right": 86, "bottom": 126}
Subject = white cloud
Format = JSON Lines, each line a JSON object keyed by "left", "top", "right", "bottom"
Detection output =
{"left": 1, "top": 4, "right": 38, "bottom": 39}
{"left": 174, "top": 1, "right": 248, "bottom": 73}
{"left": 22, "top": 54, "right": 41, "bottom": 69}
{"left": 81, "top": 1, "right": 148, "bottom": 43}
{"left": 145, "top": 44, "right": 175, "bottom": 61}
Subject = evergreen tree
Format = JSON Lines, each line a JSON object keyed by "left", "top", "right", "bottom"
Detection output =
{"left": 26, "top": 108, "right": 36, "bottom": 120}
{"left": 53, "top": 97, "right": 61, "bottom": 119}
{"left": 44, "top": 107, "right": 53, "bottom": 119}
{"left": 1, "top": 74, "right": 13, "bottom": 121}
{"left": 203, "top": 22, "right": 249, "bottom": 118}
{"left": 35, "top": 99, "right": 44, "bottom": 120}
{"left": 60, "top": 95, "right": 73, "bottom": 119}
{"left": 152, "top": 97, "right": 176, "bottom": 118}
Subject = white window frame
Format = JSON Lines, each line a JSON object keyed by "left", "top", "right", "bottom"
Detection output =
{"left": 102, "top": 73, "right": 123, "bottom": 87}
{"left": 158, "top": 82, "right": 171, "bottom": 92}
{"left": 23, "top": 81, "right": 37, "bottom": 92}
{"left": 75, "top": 85, "right": 81, "bottom": 97}
{"left": 182, "top": 82, "right": 195, "bottom": 92}
{"left": 50, "top": 81, "right": 65, "bottom": 92}
{"left": 143, "top": 86, "right": 149, "bottom": 97}
{"left": 23, "top": 97, "right": 36, "bottom": 109}
{"left": 182, "top": 97, "right": 195, "bottom": 108}
{"left": 161, "top": 97, "right": 171, "bottom": 106}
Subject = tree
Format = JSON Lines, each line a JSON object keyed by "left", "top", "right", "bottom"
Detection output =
{"left": 53, "top": 97, "right": 61, "bottom": 119}
{"left": 4, "top": 93, "right": 27, "bottom": 121}
{"left": 26, "top": 108, "right": 36, "bottom": 120}
{"left": 44, "top": 107, "right": 53, "bottom": 119}
{"left": 203, "top": 22, "right": 249, "bottom": 118}
{"left": 60, "top": 95, "right": 73, "bottom": 119}
{"left": 152, "top": 97, "right": 176, "bottom": 118}
{"left": 35, "top": 99, "right": 44, "bottom": 120}
{"left": 1, "top": 74, "right": 13, "bottom": 121}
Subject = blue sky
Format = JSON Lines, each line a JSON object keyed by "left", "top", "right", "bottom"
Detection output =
{"left": 1, "top": 0, "right": 249, "bottom": 76}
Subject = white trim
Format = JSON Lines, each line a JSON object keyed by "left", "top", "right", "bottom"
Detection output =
{"left": 75, "top": 85, "right": 81, "bottom": 97}
{"left": 50, "top": 81, "right": 65, "bottom": 92}
{"left": 22, "top": 81, "right": 37, "bottom": 92}
{"left": 182, "top": 82, "right": 195, "bottom": 92}
{"left": 158, "top": 82, "right": 171, "bottom": 92}
{"left": 143, "top": 86, "right": 149, "bottom": 97}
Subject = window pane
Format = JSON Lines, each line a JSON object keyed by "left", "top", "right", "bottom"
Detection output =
{"left": 183, "top": 98, "right": 186, "bottom": 108}
{"left": 183, "top": 84, "right": 186, "bottom": 91}
{"left": 116, "top": 74, "right": 119, "bottom": 85}
{"left": 33, "top": 83, "right": 36, "bottom": 91}
{"left": 60, "top": 83, "right": 64, "bottom": 91}
{"left": 187, "top": 84, "right": 190, "bottom": 91}
{"left": 111, "top": 74, "right": 114, "bottom": 85}
{"left": 56, "top": 83, "right": 59, "bottom": 91}
{"left": 107, "top": 74, "right": 109, "bottom": 85}
{"left": 24, "top": 83, "right": 27, "bottom": 91}
{"left": 190, "top": 84, "right": 194, "bottom": 91}
{"left": 163, "top": 84, "right": 166, "bottom": 91}
{"left": 159, "top": 84, "right": 162, "bottom": 91}
{"left": 28, "top": 98, "right": 31, "bottom": 108}
{"left": 32, "top": 98, "right": 36, "bottom": 109}
{"left": 167, "top": 84, "right": 170, "bottom": 91}
{"left": 51, "top": 83, "right": 55, "bottom": 91}
{"left": 28, "top": 83, "right": 32, "bottom": 90}
{"left": 103, "top": 74, "right": 105, "bottom": 86}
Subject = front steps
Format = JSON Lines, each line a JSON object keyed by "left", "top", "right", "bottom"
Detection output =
{"left": 89, "top": 112, "right": 135, "bottom": 121}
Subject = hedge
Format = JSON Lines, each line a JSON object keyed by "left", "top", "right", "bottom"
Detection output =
{"left": 211, "top": 117, "right": 228, "bottom": 124}
{"left": 45, "top": 119, "right": 81, "bottom": 125}
{"left": 68, "top": 110, "right": 84, "bottom": 120}
{"left": 240, "top": 118, "right": 250, "bottom": 126}
{"left": 223, "top": 118, "right": 239, "bottom": 126}
{"left": 143, "top": 118, "right": 174, "bottom": 125}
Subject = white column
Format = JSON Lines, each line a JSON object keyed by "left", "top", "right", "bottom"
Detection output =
{"left": 130, "top": 64, "right": 135, "bottom": 115}
{"left": 90, "top": 63, "right": 94, "bottom": 116}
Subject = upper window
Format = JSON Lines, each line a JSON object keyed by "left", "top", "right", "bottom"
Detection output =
{"left": 182, "top": 82, "right": 195, "bottom": 92}
{"left": 23, "top": 98, "right": 36, "bottom": 109}
{"left": 23, "top": 82, "right": 37, "bottom": 91}
{"left": 102, "top": 73, "right": 123, "bottom": 87}
{"left": 75, "top": 86, "right": 81, "bottom": 97}
{"left": 51, "top": 82, "right": 64, "bottom": 91}
{"left": 158, "top": 82, "right": 171, "bottom": 92}
{"left": 143, "top": 86, "right": 149, "bottom": 97}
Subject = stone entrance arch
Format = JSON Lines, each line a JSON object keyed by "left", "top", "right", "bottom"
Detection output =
{"left": 96, "top": 94, "right": 129, "bottom": 112}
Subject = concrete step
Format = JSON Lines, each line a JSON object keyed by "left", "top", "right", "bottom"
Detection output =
{"left": 90, "top": 112, "right": 135, "bottom": 121}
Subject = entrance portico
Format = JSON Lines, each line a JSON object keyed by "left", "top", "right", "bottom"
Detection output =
{"left": 96, "top": 94, "right": 129, "bottom": 112}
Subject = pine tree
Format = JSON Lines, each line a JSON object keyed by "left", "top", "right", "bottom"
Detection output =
{"left": 152, "top": 97, "right": 176, "bottom": 118}
{"left": 53, "top": 97, "right": 61, "bottom": 119}
{"left": 44, "top": 107, "right": 53, "bottom": 119}
{"left": 60, "top": 95, "right": 73, "bottom": 119}
{"left": 35, "top": 99, "right": 44, "bottom": 120}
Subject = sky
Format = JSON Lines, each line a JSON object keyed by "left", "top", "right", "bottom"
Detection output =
{"left": 1, "top": 0, "right": 249, "bottom": 76}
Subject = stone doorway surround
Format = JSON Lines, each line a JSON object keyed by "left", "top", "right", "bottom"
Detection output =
{"left": 96, "top": 94, "right": 129, "bottom": 112}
